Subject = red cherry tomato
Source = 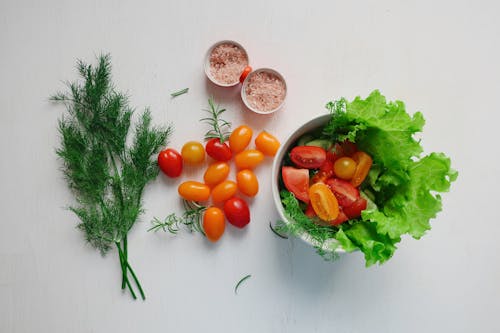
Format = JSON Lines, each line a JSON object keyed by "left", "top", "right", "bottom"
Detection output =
{"left": 290, "top": 146, "right": 326, "bottom": 169}
{"left": 158, "top": 148, "right": 183, "bottom": 178}
{"left": 203, "top": 207, "right": 225, "bottom": 242}
{"left": 343, "top": 197, "right": 367, "bottom": 219}
{"left": 311, "top": 160, "right": 334, "bottom": 183}
{"left": 205, "top": 138, "right": 232, "bottom": 161}
{"left": 281, "top": 166, "right": 310, "bottom": 203}
{"left": 331, "top": 209, "right": 349, "bottom": 226}
{"left": 325, "top": 178, "right": 360, "bottom": 207}
{"left": 224, "top": 197, "right": 250, "bottom": 228}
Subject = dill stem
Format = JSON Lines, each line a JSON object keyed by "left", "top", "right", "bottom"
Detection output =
{"left": 125, "top": 260, "right": 145, "bottom": 300}
{"left": 116, "top": 242, "right": 136, "bottom": 299}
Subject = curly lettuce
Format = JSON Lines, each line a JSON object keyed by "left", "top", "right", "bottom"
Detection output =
{"left": 303, "top": 90, "right": 457, "bottom": 265}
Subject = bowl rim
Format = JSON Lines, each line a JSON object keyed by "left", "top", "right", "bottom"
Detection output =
{"left": 271, "top": 113, "right": 346, "bottom": 253}
{"left": 240, "top": 67, "right": 287, "bottom": 115}
{"left": 204, "top": 40, "right": 249, "bottom": 87}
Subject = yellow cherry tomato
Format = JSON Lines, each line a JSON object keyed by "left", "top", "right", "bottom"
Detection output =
{"left": 236, "top": 169, "right": 259, "bottom": 197}
{"left": 309, "top": 182, "right": 339, "bottom": 221}
{"left": 211, "top": 180, "right": 237, "bottom": 203}
{"left": 333, "top": 157, "right": 357, "bottom": 180}
{"left": 229, "top": 125, "right": 253, "bottom": 154}
{"left": 255, "top": 130, "right": 280, "bottom": 156}
{"left": 203, "top": 207, "right": 225, "bottom": 242}
{"left": 178, "top": 181, "right": 210, "bottom": 202}
{"left": 234, "top": 149, "right": 264, "bottom": 169}
{"left": 181, "top": 141, "right": 205, "bottom": 164}
{"left": 203, "top": 162, "right": 230, "bottom": 187}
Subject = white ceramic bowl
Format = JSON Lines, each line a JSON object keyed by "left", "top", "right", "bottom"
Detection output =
{"left": 271, "top": 114, "right": 345, "bottom": 254}
{"left": 241, "top": 68, "right": 287, "bottom": 115}
{"left": 204, "top": 40, "right": 249, "bottom": 87}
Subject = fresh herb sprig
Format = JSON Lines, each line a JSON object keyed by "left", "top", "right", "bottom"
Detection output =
{"left": 52, "top": 54, "right": 172, "bottom": 300}
{"left": 149, "top": 200, "right": 206, "bottom": 235}
{"left": 170, "top": 88, "right": 189, "bottom": 98}
{"left": 234, "top": 274, "right": 252, "bottom": 294}
{"left": 201, "top": 97, "right": 231, "bottom": 143}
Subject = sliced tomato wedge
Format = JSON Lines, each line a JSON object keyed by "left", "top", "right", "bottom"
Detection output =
{"left": 311, "top": 160, "right": 334, "bottom": 183}
{"left": 282, "top": 166, "right": 310, "bottom": 203}
{"left": 304, "top": 202, "right": 316, "bottom": 218}
{"left": 330, "top": 209, "right": 349, "bottom": 226}
{"left": 343, "top": 197, "right": 367, "bottom": 219}
{"left": 290, "top": 146, "right": 326, "bottom": 169}
{"left": 326, "top": 178, "right": 360, "bottom": 207}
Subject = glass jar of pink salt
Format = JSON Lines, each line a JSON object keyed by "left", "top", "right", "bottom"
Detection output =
{"left": 205, "top": 40, "right": 286, "bottom": 114}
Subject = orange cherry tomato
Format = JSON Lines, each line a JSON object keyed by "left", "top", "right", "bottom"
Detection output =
{"left": 334, "top": 157, "right": 357, "bottom": 180}
{"left": 181, "top": 141, "right": 205, "bottom": 164}
{"left": 178, "top": 181, "right": 210, "bottom": 202}
{"left": 203, "top": 162, "right": 230, "bottom": 187}
{"left": 236, "top": 169, "right": 259, "bottom": 197}
{"left": 309, "top": 182, "right": 339, "bottom": 222}
{"left": 211, "top": 180, "right": 237, "bottom": 203}
{"left": 255, "top": 131, "right": 280, "bottom": 156}
{"left": 234, "top": 149, "right": 264, "bottom": 169}
{"left": 203, "top": 207, "right": 225, "bottom": 242}
{"left": 350, "top": 151, "right": 373, "bottom": 187}
{"left": 229, "top": 125, "right": 253, "bottom": 154}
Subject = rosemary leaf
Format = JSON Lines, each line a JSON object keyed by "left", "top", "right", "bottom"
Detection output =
{"left": 170, "top": 88, "right": 189, "bottom": 97}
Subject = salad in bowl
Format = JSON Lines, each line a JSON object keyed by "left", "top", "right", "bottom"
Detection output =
{"left": 271, "top": 90, "right": 457, "bottom": 265}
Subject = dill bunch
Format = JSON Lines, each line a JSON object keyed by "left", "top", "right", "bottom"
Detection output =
{"left": 51, "top": 54, "right": 172, "bottom": 300}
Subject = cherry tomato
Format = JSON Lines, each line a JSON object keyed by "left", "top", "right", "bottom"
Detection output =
{"left": 255, "top": 131, "right": 280, "bottom": 156}
{"left": 343, "top": 197, "right": 367, "bottom": 219}
{"left": 239, "top": 65, "right": 252, "bottom": 83}
{"left": 282, "top": 166, "right": 310, "bottom": 203}
{"left": 181, "top": 141, "right": 205, "bottom": 164}
{"left": 326, "top": 178, "right": 360, "bottom": 207}
{"left": 236, "top": 169, "right": 259, "bottom": 197}
{"left": 304, "top": 203, "right": 316, "bottom": 218}
{"left": 334, "top": 157, "right": 357, "bottom": 180}
{"left": 203, "top": 162, "right": 230, "bottom": 187}
{"left": 309, "top": 182, "right": 339, "bottom": 221}
{"left": 234, "top": 149, "right": 264, "bottom": 169}
{"left": 178, "top": 181, "right": 210, "bottom": 202}
{"left": 229, "top": 125, "right": 253, "bottom": 154}
{"left": 211, "top": 180, "right": 237, "bottom": 203}
{"left": 350, "top": 151, "right": 373, "bottom": 187}
{"left": 205, "top": 138, "right": 232, "bottom": 161}
{"left": 203, "top": 207, "right": 225, "bottom": 242}
{"left": 158, "top": 148, "right": 183, "bottom": 178}
{"left": 331, "top": 209, "right": 349, "bottom": 226}
{"left": 224, "top": 197, "right": 250, "bottom": 228}
{"left": 290, "top": 146, "right": 326, "bottom": 169}
{"left": 311, "top": 160, "right": 334, "bottom": 183}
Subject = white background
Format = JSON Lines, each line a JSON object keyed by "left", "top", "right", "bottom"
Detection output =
{"left": 1, "top": 0, "right": 498, "bottom": 332}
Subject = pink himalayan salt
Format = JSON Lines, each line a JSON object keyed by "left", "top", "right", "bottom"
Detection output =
{"left": 209, "top": 43, "right": 248, "bottom": 85}
{"left": 244, "top": 71, "right": 286, "bottom": 112}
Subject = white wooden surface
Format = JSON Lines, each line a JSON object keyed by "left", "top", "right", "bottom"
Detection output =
{"left": 1, "top": 0, "right": 499, "bottom": 332}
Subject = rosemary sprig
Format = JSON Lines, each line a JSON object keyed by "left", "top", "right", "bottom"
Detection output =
{"left": 149, "top": 200, "right": 206, "bottom": 235}
{"left": 234, "top": 274, "right": 252, "bottom": 294}
{"left": 52, "top": 54, "right": 172, "bottom": 300}
{"left": 170, "top": 88, "right": 189, "bottom": 98}
{"left": 201, "top": 97, "right": 231, "bottom": 143}
{"left": 269, "top": 221, "right": 288, "bottom": 239}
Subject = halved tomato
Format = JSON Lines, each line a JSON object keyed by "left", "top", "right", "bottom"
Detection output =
{"left": 331, "top": 209, "right": 349, "bottom": 226}
{"left": 350, "top": 151, "right": 373, "bottom": 187}
{"left": 282, "top": 166, "right": 310, "bottom": 203}
{"left": 343, "top": 197, "right": 367, "bottom": 219}
{"left": 311, "top": 160, "right": 334, "bottom": 183}
{"left": 309, "top": 183, "right": 339, "bottom": 221}
{"left": 325, "top": 178, "right": 360, "bottom": 207}
{"left": 290, "top": 146, "right": 326, "bottom": 169}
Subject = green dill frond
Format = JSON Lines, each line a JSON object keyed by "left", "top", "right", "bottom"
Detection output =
{"left": 202, "top": 97, "right": 231, "bottom": 143}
